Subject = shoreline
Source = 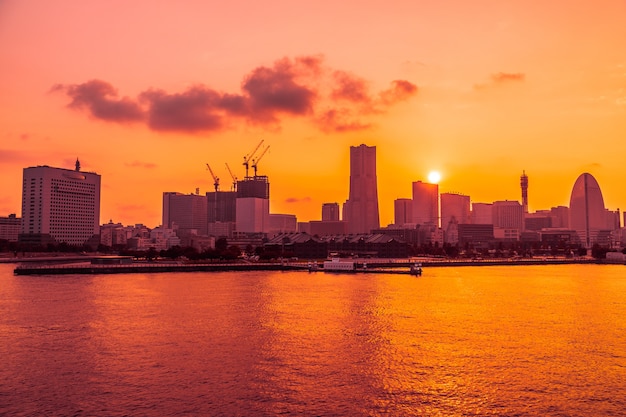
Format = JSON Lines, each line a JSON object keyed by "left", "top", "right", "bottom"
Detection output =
{"left": 9, "top": 256, "right": 619, "bottom": 276}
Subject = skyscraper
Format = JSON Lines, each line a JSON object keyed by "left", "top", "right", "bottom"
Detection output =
{"left": 236, "top": 176, "right": 270, "bottom": 233}
{"left": 20, "top": 161, "right": 101, "bottom": 246}
{"left": 342, "top": 144, "right": 380, "bottom": 234}
{"left": 412, "top": 181, "right": 438, "bottom": 226}
{"left": 440, "top": 193, "right": 470, "bottom": 243}
{"left": 569, "top": 173, "right": 610, "bottom": 248}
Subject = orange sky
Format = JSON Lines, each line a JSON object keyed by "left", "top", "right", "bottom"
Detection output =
{"left": 1, "top": 0, "right": 625, "bottom": 227}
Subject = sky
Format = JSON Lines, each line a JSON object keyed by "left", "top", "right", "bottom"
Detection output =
{"left": 1, "top": 0, "right": 625, "bottom": 227}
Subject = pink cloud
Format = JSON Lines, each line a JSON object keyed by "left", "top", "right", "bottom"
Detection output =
{"left": 53, "top": 56, "right": 418, "bottom": 135}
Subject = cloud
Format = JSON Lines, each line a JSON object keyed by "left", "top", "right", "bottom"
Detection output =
{"left": 285, "top": 197, "right": 312, "bottom": 203}
{"left": 125, "top": 160, "right": 158, "bottom": 169}
{"left": 474, "top": 72, "right": 526, "bottom": 91}
{"left": 51, "top": 80, "right": 144, "bottom": 123}
{"left": 491, "top": 72, "right": 525, "bottom": 83}
{"left": 53, "top": 56, "right": 418, "bottom": 135}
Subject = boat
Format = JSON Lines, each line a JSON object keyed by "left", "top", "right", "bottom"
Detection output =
{"left": 323, "top": 257, "right": 355, "bottom": 272}
{"left": 410, "top": 262, "right": 423, "bottom": 276}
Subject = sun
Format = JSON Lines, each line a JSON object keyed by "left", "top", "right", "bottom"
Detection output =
{"left": 428, "top": 171, "right": 441, "bottom": 184}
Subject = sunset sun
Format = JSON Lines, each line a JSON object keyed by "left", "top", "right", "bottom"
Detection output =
{"left": 428, "top": 171, "right": 441, "bottom": 184}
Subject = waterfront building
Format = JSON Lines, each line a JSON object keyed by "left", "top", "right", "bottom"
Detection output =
{"left": 207, "top": 191, "right": 237, "bottom": 223}
{"left": 20, "top": 161, "right": 101, "bottom": 247}
{"left": 549, "top": 206, "right": 570, "bottom": 229}
{"left": 322, "top": 203, "right": 340, "bottom": 221}
{"left": 100, "top": 220, "right": 128, "bottom": 247}
{"left": 441, "top": 193, "right": 470, "bottom": 243}
{"left": 569, "top": 173, "right": 612, "bottom": 248}
{"left": 524, "top": 212, "right": 552, "bottom": 231}
{"left": 342, "top": 144, "right": 380, "bottom": 234}
{"left": 458, "top": 224, "right": 495, "bottom": 249}
{"left": 412, "top": 181, "right": 438, "bottom": 226}
{"left": 162, "top": 192, "right": 208, "bottom": 236}
{"left": 394, "top": 198, "right": 413, "bottom": 226}
{"left": 492, "top": 201, "right": 524, "bottom": 235}
{"left": 0, "top": 214, "right": 21, "bottom": 242}
{"left": 308, "top": 220, "right": 348, "bottom": 236}
{"left": 236, "top": 176, "right": 270, "bottom": 234}
{"left": 268, "top": 214, "right": 298, "bottom": 236}
{"left": 471, "top": 203, "right": 493, "bottom": 225}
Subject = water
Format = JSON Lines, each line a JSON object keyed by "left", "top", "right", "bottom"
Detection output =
{"left": 1, "top": 263, "right": 625, "bottom": 416}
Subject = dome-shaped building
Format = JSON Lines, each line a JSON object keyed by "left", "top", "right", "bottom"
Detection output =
{"left": 569, "top": 173, "right": 610, "bottom": 248}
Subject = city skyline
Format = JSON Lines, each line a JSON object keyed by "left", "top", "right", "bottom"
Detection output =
{"left": 1, "top": 1, "right": 625, "bottom": 227}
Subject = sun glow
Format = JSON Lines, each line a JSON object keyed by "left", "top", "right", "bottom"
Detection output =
{"left": 428, "top": 171, "right": 441, "bottom": 184}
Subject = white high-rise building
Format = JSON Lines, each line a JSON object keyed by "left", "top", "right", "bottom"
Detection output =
{"left": 20, "top": 161, "right": 101, "bottom": 246}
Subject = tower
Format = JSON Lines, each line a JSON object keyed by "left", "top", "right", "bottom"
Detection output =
{"left": 322, "top": 203, "right": 340, "bottom": 222}
{"left": 520, "top": 171, "right": 529, "bottom": 213}
{"left": 20, "top": 164, "right": 101, "bottom": 246}
{"left": 342, "top": 144, "right": 380, "bottom": 234}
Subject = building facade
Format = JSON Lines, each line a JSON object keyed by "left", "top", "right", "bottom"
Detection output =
{"left": 0, "top": 214, "right": 21, "bottom": 242}
{"left": 162, "top": 192, "right": 208, "bottom": 235}
{"left": 394, "top": 198, "right": 413, "bottom": 226}
{"left": 569, "top": 173, "right": 611, "bottom": 248}
{"left": 412, "top": 181, "right": 438, "bottom": 226}
{"left": 342, "top": 144, "right": 380, "bottom": 234}
{"left": 20, "top": 163, "right": 101, "bottom": 246}
{"left": 322, "top": 203, "right": 340, "bottom": 222}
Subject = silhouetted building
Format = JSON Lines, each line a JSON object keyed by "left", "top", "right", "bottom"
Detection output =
{"left": 20, "top": 162, "right": 101, "bottom": 247}
{"left": 521, "top": 171, "right": 529, "bottom": 213}
{"left": 412, "top": 181, "right": 438, "bottom": 226}
{"left": 236, "top": 176, "right": 270, "bottom": 233}
{"left": 394, "top": 198, "right": 413, "bottom": 226}
{"left": 472, "top": 203, "right": 492, "bottom": 224}
{"left": 322, "top": 203, "right": 340, "bottom": 221}
{"left": 458, "top": 224, "right": 494, "bottom": 248}
{"left": 163, "top": 192, "right": 208, "bottom": 235}
{"left": 269, "top": 214, "right": 297, "bottom": 236}
{"left": 343, "top": 144, "right": 380, "bottom": 234}
{"left": 207, "top": 191, "right": 237, "bottom": 223}
{"left": 0, "top": 214, "right": 21, "bottom": 242}
{"left": 441, "top": 193, "right": 470, "bottom": 243}
{"left": 524, "top": 213, "right": 552, "bottom": 231}
{"left": 309, "top": 220, "right": 348, "bottom": 236}
{"left": 569, "top": 173, "right": 611, "bottom": 248}
{"left": 492, "top": 201, "right": 524, "bottom": 232}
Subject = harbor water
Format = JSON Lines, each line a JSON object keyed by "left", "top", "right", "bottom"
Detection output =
{"left": 1, "top": 263, "right": 625, "bottom": 416}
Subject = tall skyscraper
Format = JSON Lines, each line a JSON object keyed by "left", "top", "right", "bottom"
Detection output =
{"left": 322, "top": 203, "right": 340, "bottom": 221}
{"left": 162, "top": 192, "right": 208, "bottom": 235}
{"left": 441, "top": 193, "right": 470, "bottom": 243}
{"left": 520, "top": 171, "right": 529, "bottom": 213}
{"left": 20, "top": 161, "right": 101, "bottom": 246}
{"left": 412, "top": 181, "right": 438, "bottom": 226}
{"left": 569, "top": 173, "right": 610, "bottom": 248}
{"left": 342, "top": 144, "right": 380, "bottom": 234}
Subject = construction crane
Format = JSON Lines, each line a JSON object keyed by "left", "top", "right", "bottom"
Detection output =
{"left": 206, "top": 163, "right": 219, "bottom": 192}
{"left": 225, "top": 163, "right": 237, "bottom": 192}
{"left": 243, "top": 139, "right": 264, "bottom": 178}
{"left": 251, "top": 145, "right": 270, "bottom": 178}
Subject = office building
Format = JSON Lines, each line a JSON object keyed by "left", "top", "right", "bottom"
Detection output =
{"left": 322, "top": 203, "right": 340, "bottom": 222}
{"left": 342, "top": 144, "right": 380, "bottom": 234}
{"left": 236, "top": 176, "right": 270, "bottom": 234}
{"left": 569, "top": 173, "right": 611, "bottom": 247}
{"left": 412, "top": 181, "right": 438, "bottom": 226}
{"left": 492, "top": 201, "right": 524, "bottom": 231}
{"left": 20, "top": 161, "right": 101, "bottom": 247}
{"left": 472, "top": 203, "right": 493, "bottom": 224}
{"left": 394, "top": 198, "right": 413, "bottom": 226}
{"left": 441, "top": 193, "right": 470, "bottom": 244}
{"left": 162, "top": 192, "right": 208, "bottom": 235}
{"left": 0, "top": 214, "right": 21, "bottom": 242}
{"left": 206, "top": 191, "right": 237, "bottom": 223}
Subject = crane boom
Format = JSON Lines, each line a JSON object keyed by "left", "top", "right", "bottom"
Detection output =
{"left": 206, "top": 163, "right": 219, "bottom": 192}
{"left": 251, "top": 145, "right": 270, "bottom": 177}
{"left": 225, "top": 163, "right": 237, "bottom": 191}
{"left": 243, "top": 139, "right": 264, "bottom": 178}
